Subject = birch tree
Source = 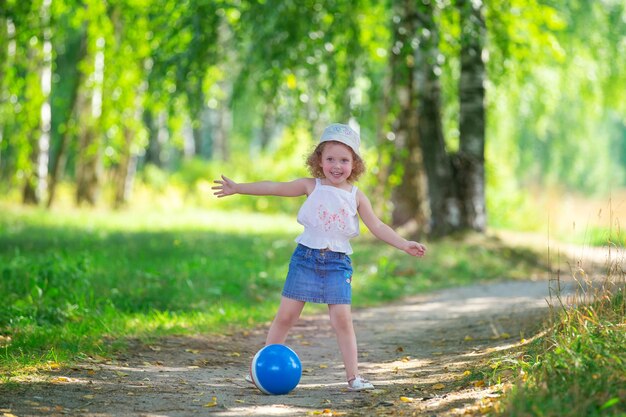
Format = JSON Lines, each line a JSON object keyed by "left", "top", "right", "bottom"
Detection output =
{"left": 456, "top": 0, "right": 487, "bottom": 231}
{"left": 416, "top": 0, "right": 462, "bottom": 236}
{"left": 389, "top": 0, "right": 429, "bottom": 235}
{"left": 75, "top": 1, "right": 108, "bottom": 205}
{"left": 37, "top": 0, "right": 52, "bottom": 204}
{"left": 3, "top": 1, "right": 48, "bottom": 205}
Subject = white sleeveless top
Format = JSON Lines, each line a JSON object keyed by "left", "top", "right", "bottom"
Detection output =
{"left": 295, "top": 178, "right": 360, "bottom": 254}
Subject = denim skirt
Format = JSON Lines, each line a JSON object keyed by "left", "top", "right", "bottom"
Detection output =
{"left": 282, "top": 244, "right": 353, "bottom": 305}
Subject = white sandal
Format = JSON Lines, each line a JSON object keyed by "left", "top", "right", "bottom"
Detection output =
{"left": 348, "top": 375, "right": 374, "bottom": 391}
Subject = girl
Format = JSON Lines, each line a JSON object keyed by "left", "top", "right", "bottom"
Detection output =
{"left": 212, "top": 123, "right": 426, "bottom": 391}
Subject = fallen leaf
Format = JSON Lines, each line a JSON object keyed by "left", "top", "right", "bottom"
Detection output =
{"left": 463, "top": 370, "right": 472, "bottom": 377}
{"left": 473, "top": 380, "right": 485, "bottom": 388}
{"left": 185, "top": 349, "right": 200, "bottom": 354}
{"left": 50, "top": 376, "right": 71, "bottom": 383}
{"left": 400, "top": 396, "right": 414, "bottom": 403}
{"left": 82, "top": 395, "right": 95, "bottom": 400}
{"left": 400, "top": 356, "right": 411, "bottom": 362}
{"left": 204, "top": 397, "right": 218, "bottom": 407}
{"left": 319, "top": 364, "right": 328, "bottom": 369}
{"left": 235, "top": 399, "right": 245, "bottom": 404}
{"left": 309, "top": 409, "right": 346, "bottom": 416}
{"left": 432, "top": 383, "right": 445, "bottom": 390}
{"left": 227, "top": 352, "right": 241, "bottom": 357}
{"left": 464, "top": 335, "right": 474, "bottom": 342}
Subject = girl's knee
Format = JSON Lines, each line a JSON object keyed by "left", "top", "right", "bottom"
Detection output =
{"left": 329, "top": 307, "right": 353, "bottom": 333}
{"left": 274, "top": 310, "right": 300, "bottom": 328}
{"left": 273, "top": 298, "right": 304, "bottom": 329}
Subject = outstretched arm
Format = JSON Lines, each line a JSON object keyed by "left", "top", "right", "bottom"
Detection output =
{"left": 356, "top": 190, "right": 426, "bottom": 257}
{"left": 212, "top": 175, "right": 314, "bottom": 198}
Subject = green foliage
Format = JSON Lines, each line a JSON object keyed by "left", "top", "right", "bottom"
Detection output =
{"left": 572, "top": 225, "right": 626, "bottom": 248}
{"left": 486, "top": 0, "right": 626, "bottom": 194}
{"left": 0, "top": 205, "right": 547, "bottom": 371}
{"left": 1, "top": 0, "right": 626, "bottom": 228}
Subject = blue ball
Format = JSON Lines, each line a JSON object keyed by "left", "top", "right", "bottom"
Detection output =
{"left": 250, "top": 344, "right": 302, "bottom": 395}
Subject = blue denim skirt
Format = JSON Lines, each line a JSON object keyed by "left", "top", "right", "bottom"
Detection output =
{"left": 282, "top": 244, "right": 353, "bottom": 304}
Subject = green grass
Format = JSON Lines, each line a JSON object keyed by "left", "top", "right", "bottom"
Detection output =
{"left": 0, "top": 203, "right": 547, "bottom": 375}
{"left": 583, "top": 226, "right": 626, "bottom": 248}
{"left": 482, "top": 276, "right": 626, "bottom": 417}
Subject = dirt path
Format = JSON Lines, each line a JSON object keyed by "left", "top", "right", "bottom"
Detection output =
{"left": 1, "top": 276, "right": 582, "bottom": 417}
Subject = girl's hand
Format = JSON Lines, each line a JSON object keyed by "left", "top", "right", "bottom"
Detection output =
{"left": 212, "top": 175, "right": 238, "bottom": 197}
{"left": 404, "top": 241, "right": 426, "bottom": 257}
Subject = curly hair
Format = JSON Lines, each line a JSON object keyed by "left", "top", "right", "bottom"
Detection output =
{"left": 305, "top": 141, "right": 366, "bottom": 183}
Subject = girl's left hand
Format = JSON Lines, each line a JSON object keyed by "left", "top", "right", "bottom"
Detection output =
{"left": 405, "top": 241, "right": 427, "bottom": 257}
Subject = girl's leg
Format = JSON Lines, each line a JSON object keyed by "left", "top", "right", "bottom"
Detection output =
{"left": 328, "top": 304, "right": 359, "bottom": 380}
{"left": 265, "top": 297, "right": 306, "bottom": 345}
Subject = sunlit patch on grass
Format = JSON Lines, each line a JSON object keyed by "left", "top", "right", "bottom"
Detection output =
{"left": 0, "top": 204, "right": 550, "bottom": 375}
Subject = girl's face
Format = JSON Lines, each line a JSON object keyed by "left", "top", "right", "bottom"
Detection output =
{"left": 319, "top": 142, "right": 354, "bottom": 186}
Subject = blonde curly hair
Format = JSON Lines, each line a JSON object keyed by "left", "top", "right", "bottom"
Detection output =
{"left": 305, "top": 141, "right": 366, "bottom": 183}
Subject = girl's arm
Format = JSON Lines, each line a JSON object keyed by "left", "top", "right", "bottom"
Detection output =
{"left": 212, "top": 175, "right": 314, "bottom": 198}
{"left": 356, "top": 190, "right": 426, "bottom": 257}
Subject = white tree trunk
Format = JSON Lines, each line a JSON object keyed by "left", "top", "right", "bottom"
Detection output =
{"left": 76, "top": 36, "right": 105, "bottom": 205}
{"left": 37, "top": 0, "right": 52, "bottom": 202}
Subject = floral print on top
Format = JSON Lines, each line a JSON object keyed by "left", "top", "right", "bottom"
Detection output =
{"left": 318, "top": 204, "right": 350, "bottom": 232}
{"left": 295, "top": 178, "right": 359, "bottom": 254}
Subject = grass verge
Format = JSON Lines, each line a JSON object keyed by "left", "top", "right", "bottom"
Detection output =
{"left": 477, "top": 257, "right": 626, "bottom": 416}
